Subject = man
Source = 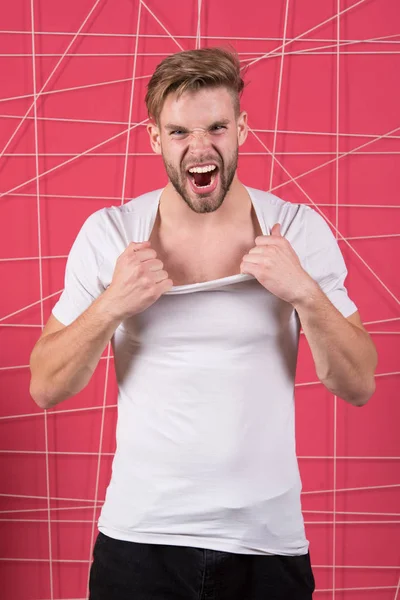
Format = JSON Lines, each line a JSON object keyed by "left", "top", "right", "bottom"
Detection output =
{"left": 30, "top": 47, "right": 378, "bottom": 599}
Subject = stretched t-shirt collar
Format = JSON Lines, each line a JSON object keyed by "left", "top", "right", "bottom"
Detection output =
{"left": 147, "top": 186, "right": 266, "bottom": 295}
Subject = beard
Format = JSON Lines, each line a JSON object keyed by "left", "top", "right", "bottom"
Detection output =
{"left": 162, "top": 147, "right": 238, "bottom": 214}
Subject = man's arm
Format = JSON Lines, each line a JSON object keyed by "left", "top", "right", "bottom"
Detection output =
{"left": 240, "top": 222, "right": 378, "bottom": 407}
{"left": 30, "top": 242, "right": 172, "bottom": 410}
{"left": 292, "top": 286, "right": 378, "bottom": 406}
{"left": 29, "top": 294, "right": 122, "bottom": 410}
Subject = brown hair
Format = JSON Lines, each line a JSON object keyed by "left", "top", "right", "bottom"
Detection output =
{"left": 145, "top": 46, "right": 246, "bottom": 123}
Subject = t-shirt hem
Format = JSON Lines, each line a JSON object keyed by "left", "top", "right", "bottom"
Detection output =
{"left": 97, "top": 524, "right": 309, "bottom": 557}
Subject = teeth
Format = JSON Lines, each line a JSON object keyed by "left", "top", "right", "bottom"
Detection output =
{"left": 188, "top": 164, "right": 217, "bottom": 174}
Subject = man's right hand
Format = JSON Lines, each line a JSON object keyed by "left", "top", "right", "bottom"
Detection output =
{"left": 30, "top": 241, "right": 172, "bottom": 408}
{"left": 104, "top": 241, "right": 173, "bottom": 320}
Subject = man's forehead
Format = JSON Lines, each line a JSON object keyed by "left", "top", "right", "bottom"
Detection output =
{"left": 159, "top": 87, "right": 236, "bottom": 126}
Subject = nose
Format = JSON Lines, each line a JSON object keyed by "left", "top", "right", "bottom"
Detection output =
{"left": 187, "top": 128, "right": 212, "bottom": 152}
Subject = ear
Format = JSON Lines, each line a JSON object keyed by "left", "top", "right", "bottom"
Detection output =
{"left": 147, "top": 120, "right": 162, "bottom": 155}
{"left": 237, "top": 111, "right": 248, "bottom": 147}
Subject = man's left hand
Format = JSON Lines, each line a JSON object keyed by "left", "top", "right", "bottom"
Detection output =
{"left": 240, "top": 223, "right": 317, "bottom": 305}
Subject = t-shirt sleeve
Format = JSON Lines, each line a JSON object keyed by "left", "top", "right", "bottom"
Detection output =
{"left": 52, "top": 210, "right": 107, "bottom": 326}
{"left": 303, "top": 206, "right": 358, "bottom": 318}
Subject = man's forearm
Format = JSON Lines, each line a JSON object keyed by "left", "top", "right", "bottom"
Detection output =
{"left": 30, "top": 291, "right": 122, "bottom": 409}
{"left": 292, "top": 283, "right": 378, "bottom": 406}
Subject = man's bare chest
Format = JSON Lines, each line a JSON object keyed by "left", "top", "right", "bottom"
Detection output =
{"left": 148, "top": 213, "right": 262, "bottom": 286}
{"left": 151, "top": 240, "right": 247, "bottom": 286}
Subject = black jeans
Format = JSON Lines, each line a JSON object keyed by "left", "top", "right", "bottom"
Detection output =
{"left": 89, "top": 532, "right": 315, "bottom": 599}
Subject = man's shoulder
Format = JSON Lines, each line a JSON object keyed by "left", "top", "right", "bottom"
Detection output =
{"left": 246, "top": 186, "right": 301, "bottom": 212}
{"left": 245, "top": 186, "right": 307, "bottom": 221}
{"left": 83, "top": 188, "right": 162, "bottom": 232}
{"left": 245, "top": 186, "right": 318, "bottom": 241}
{"left": 102, "top": 188, "right": 162, "bottom": 219}
{"left": 117, "top": 188, "right": 162, "bottom": 213}
{"left": 246, "top": 186, "right": 284, "bottom": 204}
{"left": 76, "top": 189, "right": 162, "bottom": 249}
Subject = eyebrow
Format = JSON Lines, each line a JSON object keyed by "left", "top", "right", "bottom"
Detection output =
{"left": 164, "top": 119, "right": 231, "bottom": 132}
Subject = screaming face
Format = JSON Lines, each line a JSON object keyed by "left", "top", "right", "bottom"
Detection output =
{"left": 148, "top": 86, "right": 248, "bottom": 214}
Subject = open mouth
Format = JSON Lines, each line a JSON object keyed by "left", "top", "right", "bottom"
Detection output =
{"left": 186, "top": 164, "right": 219, "bottom": 193}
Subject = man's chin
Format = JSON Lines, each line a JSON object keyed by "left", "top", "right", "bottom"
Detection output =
{"left": 168, "top": 173, "right": 228, "bottom": 214}
{"left": 186, "top": 190, "right": 226, "bottom": 214}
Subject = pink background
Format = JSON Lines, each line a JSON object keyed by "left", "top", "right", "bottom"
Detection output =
{"left": 0, "top": 0, "right": 399, "bottom": 598}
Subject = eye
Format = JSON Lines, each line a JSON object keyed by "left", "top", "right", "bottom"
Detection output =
{"left": 210, "top": 125, "right": 227, "bottom": 132}
{"left": 170, "top": 130, "right": 186, "bottom": 136}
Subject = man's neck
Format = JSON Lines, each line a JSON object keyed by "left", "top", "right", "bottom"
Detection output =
{"left": 158, "top": 177, "right": 252, "bottom": 235}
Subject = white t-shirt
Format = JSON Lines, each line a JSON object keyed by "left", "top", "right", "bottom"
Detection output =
{"left": 52, "top": 186, "right": 357, "bottom": 556}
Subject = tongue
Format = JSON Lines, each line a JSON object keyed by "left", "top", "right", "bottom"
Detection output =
{"left": 193, "top": 171, "right": 212, "bottom": 187}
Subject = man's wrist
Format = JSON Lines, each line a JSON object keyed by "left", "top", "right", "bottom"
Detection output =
{"left": 94, "top": 288, "right": 125, "bottom": 325}
{"left": 291, "top": 277, "right": 323, "bottom": 311}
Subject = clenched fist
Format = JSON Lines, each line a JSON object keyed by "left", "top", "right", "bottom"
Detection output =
{"left": 240, "top": 223, "right": 317, "bottom": 305}
{"left": 103, "top": 241, "right": 173, "bottom": 320}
